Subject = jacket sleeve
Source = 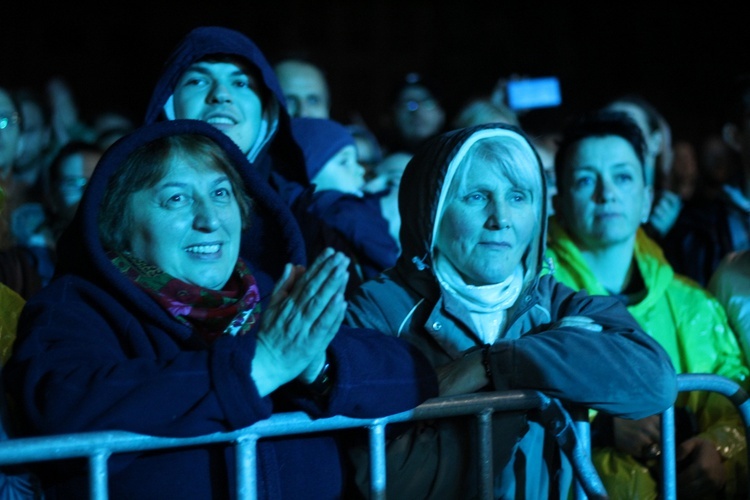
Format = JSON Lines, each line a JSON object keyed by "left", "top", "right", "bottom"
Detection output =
{"left": 708, "top": 253, "right": 750, "bottom": 368}
{"left": 289, "top": 326, "right": 439, "bottom": 419}
{"left": 4, "top": 279, "right": 272, "bottom": 439}
{"left": 488, "top": 278, "right": 678, "bottom": 419}
{"left": 323, "top": 196, "right": 399, "bottom": 272}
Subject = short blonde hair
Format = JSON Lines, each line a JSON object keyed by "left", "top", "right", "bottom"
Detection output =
{"left": 446, "top": 136, "right": 543, "bottom": 221}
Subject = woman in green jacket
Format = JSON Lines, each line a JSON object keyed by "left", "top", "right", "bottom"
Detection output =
{"left": 547, "top": 109, "right": 749, "bottom": 499}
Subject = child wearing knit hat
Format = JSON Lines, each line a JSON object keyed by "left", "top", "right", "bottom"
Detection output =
{"left": 290, "top": 117, "right": 399, "bottom": 285}
{"left": 294, "top": 118, "right": 367, "bottom": 195}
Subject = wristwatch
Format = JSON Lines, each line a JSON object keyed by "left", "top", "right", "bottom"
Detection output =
{"left": 306, "top": 357, "right": 333, "bottom": 398}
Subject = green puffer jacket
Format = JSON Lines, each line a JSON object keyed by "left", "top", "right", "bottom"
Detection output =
{"left": 546, "top": 216, "right": 749, "bottom": 499}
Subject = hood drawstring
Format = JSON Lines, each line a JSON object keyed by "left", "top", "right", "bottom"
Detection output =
{"left": 412, "top": 254, "right": 430, "bottom": 271}
{"left": 543, "top": 256, "right": 555, "bottom": 275}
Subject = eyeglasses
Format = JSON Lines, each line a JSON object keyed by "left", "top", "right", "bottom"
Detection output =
{"left": 397, "top": 98, "right": 438, "bottom": 113}
{"left": 59, "top": 177, "right": 89, "bottom": 192}
{"left": 0, "top": 112, "right": 20, "bottom": 130}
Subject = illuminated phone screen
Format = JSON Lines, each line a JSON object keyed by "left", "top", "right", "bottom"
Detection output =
{"left": 506, "top": 77, "right": 562, "bottom": 110}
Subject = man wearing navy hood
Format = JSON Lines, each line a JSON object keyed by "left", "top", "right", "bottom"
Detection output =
{"left": 144, "top": 27, "right": 357, "bottom": 278}
{"left": 145, "top": 26, "right": 306, "bottom": 193}
{"left": 144, "top": 27, "right": 313, "bottom": 284}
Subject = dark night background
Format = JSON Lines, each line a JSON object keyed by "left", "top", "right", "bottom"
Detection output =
{"left": 3, "top": 2, "right": 750, "bottom": 145}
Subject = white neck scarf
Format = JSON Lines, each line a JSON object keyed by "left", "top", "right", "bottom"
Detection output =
{"left": 434, "top": 253, "right": 523, "bottom": 344}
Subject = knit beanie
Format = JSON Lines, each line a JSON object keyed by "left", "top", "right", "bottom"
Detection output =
{"left": 290, "top": 117, "right": 356, "bottom": 181}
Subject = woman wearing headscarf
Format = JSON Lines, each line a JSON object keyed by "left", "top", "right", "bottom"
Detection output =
{"left": 345, "top": 123, "right": 677, "bottom": 498}
{"left": 3, "top": 119, "right": 437, "bottom": 498}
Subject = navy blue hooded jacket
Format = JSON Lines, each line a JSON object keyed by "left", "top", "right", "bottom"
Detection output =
{"left": 4, "top": 120, "right": 438, "bottom": 499}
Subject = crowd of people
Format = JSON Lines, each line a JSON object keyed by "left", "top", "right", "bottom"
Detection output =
{"left": 0, "top": 24, "right": 748, "bottom": 499}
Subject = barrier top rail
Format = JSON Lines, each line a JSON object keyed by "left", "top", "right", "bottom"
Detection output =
{"left": 0, "top": 390, "right": 606, "bottom": 499}
{"left": 0, "top": 391, "right": 547, "bottom": 464}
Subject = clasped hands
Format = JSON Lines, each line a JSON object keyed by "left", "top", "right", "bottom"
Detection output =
{"left": 251, "top": 248, "right": 349, "bottom": 397}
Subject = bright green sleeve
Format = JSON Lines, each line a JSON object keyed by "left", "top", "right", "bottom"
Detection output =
{"left": 0, "top": 284, "right": 24, "bottom": 366}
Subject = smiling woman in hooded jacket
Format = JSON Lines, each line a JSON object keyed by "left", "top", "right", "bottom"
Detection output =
{"left": 345, "top": 122, "right": 677, "bottom": 498}
{"left": 3, "top": 119, "right": 437, "bottom": 499}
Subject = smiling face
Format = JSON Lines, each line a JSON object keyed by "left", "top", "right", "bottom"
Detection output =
{"left": 435, "top": 151, "right": 538, "bottom": 286}
{"left": 173, "top": 61, "right": 263, "bottom": 155}
{"left": 557, "top": 135, "right": 652, "bottom": 251}
{"left": 126, "top": 156, "right": 242, "bottom": 290}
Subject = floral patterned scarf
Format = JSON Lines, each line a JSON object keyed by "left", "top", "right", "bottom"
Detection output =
{"left": 109, "top": 251, "right": 262, "bottom": 343}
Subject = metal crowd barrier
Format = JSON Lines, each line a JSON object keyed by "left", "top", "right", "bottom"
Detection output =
{"left": 660, "top": 374, "right": 750, "bottom": 500}
{"left": 0, "top": 373, "right": 746, "bottom": 499}
{"left": 0, "top": 390, "right": 606, "bottom": 500}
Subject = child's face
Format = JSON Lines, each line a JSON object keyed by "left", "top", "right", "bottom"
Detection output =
{"left": 314, "top": 145, "right": 366, "bottom": 194}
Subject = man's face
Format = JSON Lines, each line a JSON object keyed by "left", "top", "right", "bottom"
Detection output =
{"left": 394, "top": 85, "right": 445, "bottom": 144}
{"left": 557, "top": 135, "right": 652, "bottom": 251}
{"left": 0, "top": 89, "right": 21, "bottom": 178}
{"left": 173, "top": 61, "right": 263, "bottom": 155}
{"left": 275, "top": 61, "right": 330, "bottom": 119}
{"left": 54, "top": 150, "right": 101, "bottom": 222}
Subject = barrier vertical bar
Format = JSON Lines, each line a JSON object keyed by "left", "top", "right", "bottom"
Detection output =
{"left": 737, "top": 399, "right": 750, "bottom": 500}
{"left": 235, "top": 435, "right": 258, "bottom": 500}
{"left": 477, "top": 409, "right": 493, "bottom": 500}
{"left": 676, "top": 373, "right": 750, "bottom": 500}
{"left": 89, "top": 450, "right": 110, "bottom": 500}
{"left": 572, "top": 407, "right": 591, "bottom": 500}
{"left": 660, "top": 406, "right": 676, "bottom": 500}
{"left": 369, "top": 423, "right": 387, "bottom": 500}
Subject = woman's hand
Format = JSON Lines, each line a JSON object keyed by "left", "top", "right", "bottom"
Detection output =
{"left": 613, "top": 415, "right": 661, "bottom": 458}
{"left": 435, "top": 348, "right": 490, "bottom": 397}
{"left": 676, "top": 436, "right": 726, "bottom": 499}
{"left": 649, "top": 190, "right": 682, "bottom": 237}
{"left": 251, "top": 249, "right": 349, "bottom": 396}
